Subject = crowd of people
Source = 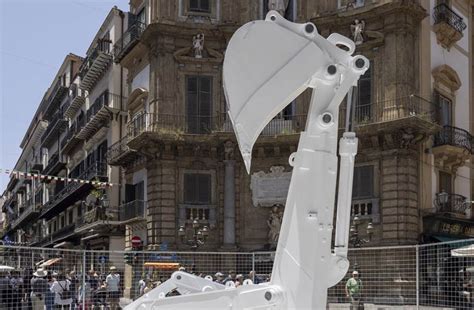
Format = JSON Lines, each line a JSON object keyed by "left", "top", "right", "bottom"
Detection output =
{"left": 136, "top": 268, "right": 271, "bottom": 297}
{"left": 0, "top": 266, "right": 122, "bottom": 310}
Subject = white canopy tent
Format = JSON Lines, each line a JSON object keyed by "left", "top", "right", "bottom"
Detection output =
{"left": 451, "top": 244, "right": 474, "bottom": 257}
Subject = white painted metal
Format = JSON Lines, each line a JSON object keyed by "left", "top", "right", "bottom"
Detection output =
{"left": 125, "top": 10, "right": 368, "bottom": 309}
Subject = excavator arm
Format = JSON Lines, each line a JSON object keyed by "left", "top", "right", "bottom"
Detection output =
{"left": 125, "top": 11, "right": 368, "bottom": 310}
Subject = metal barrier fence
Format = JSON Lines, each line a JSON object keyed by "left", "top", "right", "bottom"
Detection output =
{"left": 0, "top": 239, "right": 472, "bottom": 309}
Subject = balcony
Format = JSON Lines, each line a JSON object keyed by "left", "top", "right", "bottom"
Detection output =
{"left": 432, "top": 192, "right": 471, "bottom": 218}
{"left": 433, "top": 3, "right": 467, "bottom": 50}
{"left": 119, "top": 200, "right": 147, "bottom": 223}
{"left": 433, "top": 126, "right": 473, "bottom": 171}
{"left": 351, "top": 198, "right": 380, "bottom": 223}
{"left": 79, "top": 40, "right": 112, "bottom": 92}
{"left": 178, "top": 204, "right": 217, "bottom": 227}
{"left": 339, "top": 95, "right": 440, "bottom": 137}
{"left": 11, "top": 201, "right": 39, "bottom": 229}
{"left": 41, "top": 111, "right": 68, "bottom": 147}
{"left": 42, "top": 152, "right": 66, "bottom": 176}
{"left": 126, "top": 113, "right": 306, "bottom": 150}
{"left": 113, "top": 21, "right": 146, "bottom": 63}
{"left": 76, "top": 92, "right": 125, "bottom": 140}
{"left": 61, "top": 119, "right": 85, "bottom": 154}
{"left": 106, "top": 135, "right": 139, "bottom": 166}
{"left": 44, "top": 78, "right": 68, "bottom": 119}
{"left": 31, "top": 158, "right": 44, "bottom": 172}
{"left": 40, "top": 162, "right": 108, "bottom": 220}
{"left": 64, "top": 85, "right": 85, "bottom": 119}
{"left": 75, "top": 206, "right": 121, "bottom": 233}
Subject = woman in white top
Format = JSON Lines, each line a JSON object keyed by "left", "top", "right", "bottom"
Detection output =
{"left": 50, "top": 273, "right": 72, "bottom": 309}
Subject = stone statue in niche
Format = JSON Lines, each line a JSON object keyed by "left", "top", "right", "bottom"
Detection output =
{"left": 224, "top": 140, "right": 235, "bottom": 160}
{"left": 268, "top": 0, "right": 289, "bottom": 17}
{"left": 351, "top": 19, "right": 365, "bottom": 45}
{"left": 267, "top": 205, "right": 284, "bottom": 249}
{"left": 192, "top": 33, "right": 205, "bottom": 58}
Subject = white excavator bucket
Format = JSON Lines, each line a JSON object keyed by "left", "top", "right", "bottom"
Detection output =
{"left": 223, "top": 12, "right": 330, "bottom": 172}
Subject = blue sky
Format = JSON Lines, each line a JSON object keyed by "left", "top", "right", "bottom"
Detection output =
{"left": 0, "top": 0, "right": 129, "bottom": 191}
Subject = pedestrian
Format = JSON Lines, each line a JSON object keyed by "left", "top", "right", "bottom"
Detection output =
{"left": 45, "top": 272, "right": 55, "bottom": 310}
{"left": 0, "top": 270, "right": 11, "bottom": 310}
{"left": 235, "top": 274, "right": 244, "bottom": 287}
{"left": 345, "top": 270, "right": 363, "bottom": 310}
{"left": 214, "top": 272, "right": 224, "bottom": 284}
{"left": 50, "top": 272, "right": 72, "bottom": 309}
{"left": 105, "top": 266, "right": 120, "bottom": 310}
{"left": 30, "top": 268, "right": 49, "bottom": 310}
{"left": 223, "top": 270, "right": 236, "bottom": 285}
{"left": 10, "top": 270, "right": 23, "bottom": 310}
{"left": 138, "top": 275, "right": 146, "bottom": 297}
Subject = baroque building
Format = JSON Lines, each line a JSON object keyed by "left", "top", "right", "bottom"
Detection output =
{"left": 0, "top": 0, "right": 472, "bottom": 281}
{"left": 107, "top": 0, "right": 473, "bottom": 253}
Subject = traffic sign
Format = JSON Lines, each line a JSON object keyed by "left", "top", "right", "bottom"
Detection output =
{"left": 131, "top": 236, "right": 142, "bottom": 248}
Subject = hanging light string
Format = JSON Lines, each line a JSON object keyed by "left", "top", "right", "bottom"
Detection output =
{"left": 0, "top": 168, "right": 115, "bottom": 188}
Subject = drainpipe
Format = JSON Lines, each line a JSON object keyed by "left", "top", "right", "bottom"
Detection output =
{"left": 118, "top": 10, "right": 125, "bottom": 209}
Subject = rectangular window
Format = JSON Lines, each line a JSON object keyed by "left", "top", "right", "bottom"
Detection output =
{"left": 352, "top": 166, "right": 374, "bottom": 199}
{"left": 184, "top": 173, "right": 211, "bottom": 204}
{"left": 354, "top": 62, "right": 372, "bottom": 123}
{"left": 77, "top": 205, "right": 82, "bottom": 218}
{"left": 68, "top": 210, "right": 73, "bottom": 224}
{"left": 186, "top": 76, "right": 212, "bottom": 133}
{"left": 436, "top": 92, "right": 452, "bottom": 127}
{"left": 125, "top": 181, "right": 145, "bottom": 203}
{"left": 60, "top": 216, "right": 65, "bottom": 228}
{"left": 189, "top": 0, "right": 210, "bottom": 12}
{"left": 439, "top": 171, "right": 452, "bottom": 193}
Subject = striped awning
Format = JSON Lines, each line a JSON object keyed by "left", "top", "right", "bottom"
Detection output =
{"left": 144, "top": 262, "right": 180, "bottom": 269}
{"left": 39, "top": 257, "right": 62, "bottom": 267}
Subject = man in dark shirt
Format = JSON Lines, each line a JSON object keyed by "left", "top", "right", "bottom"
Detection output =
{"left": 0, "top": 271, "right": 11, "bottom": 310}
{"left": 30, "top": 269, "right": 49, "bottom": 310}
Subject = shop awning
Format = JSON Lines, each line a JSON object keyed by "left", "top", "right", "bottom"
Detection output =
{"left": 39, "top": 257, "right": 62, "bottom": 267}
{"left": 451, "top": 244, "right": 474, "bottom": 257}
{"left": 144, "top": 262, "right": 180, "bottom": 269}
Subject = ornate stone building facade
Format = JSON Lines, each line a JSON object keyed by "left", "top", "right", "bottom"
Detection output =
{"left": 107, "top": 0, "right": 473, "bottom": 253}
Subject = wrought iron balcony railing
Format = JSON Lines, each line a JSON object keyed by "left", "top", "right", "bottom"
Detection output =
{"left": 41, "top": 110, "right": 67, "bottom": 146}
{"left": 434, "top": 125, "right": 473, "bottom": 154}
{"left": 433, "top": 3, "right": 467, "bottom": 34}
{"left": 339, "top": 95, "right": 439, "bottom": 128}
{"left": 113, "top": 21, "right": 146, "bottom": 62}
{"left": 41, "top": 161, "right": 107, "bottom": 218}
{"left": 43, "top": 152, "right": 66, "bottom": 175}
{"left": 119, "top": 200, "right": 146, "bottom": 222}
{"left": 433, "top": 192, "right": 470, "bottom": 217}
{"left": 44, "top": 78, "right": 68, "bottom": 119}
{"left": 127, "top": 113, "right": 307, "bottom": 139}
{"left": 86, "top": 91, "right": 124, "bottom": 123}
{"left": 79, "top": 39, "right": 112, "bottom": 91}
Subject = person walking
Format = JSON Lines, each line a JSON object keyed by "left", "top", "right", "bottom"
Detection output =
{"left": 30, "top": 268, "right": 49, "bottom": 310}
{"left": 346, "top": 270, "right": 363, "bottom": 310}
{"left": 105, "top": 266, "right": 120, "bottom": 310}
{"left": 45, "top": 273, "right": 55, "bottom": 310}
{"left": 50, "top": 273, "right": 72, "bottom": 309}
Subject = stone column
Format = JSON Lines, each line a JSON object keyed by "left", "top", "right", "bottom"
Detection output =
{"left": 223, "top": 141, "right": 236, "bottom": 247}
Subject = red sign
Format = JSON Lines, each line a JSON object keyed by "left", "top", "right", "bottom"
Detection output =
{"left": 131, "top": 236, "right": 142, "bottom": 247}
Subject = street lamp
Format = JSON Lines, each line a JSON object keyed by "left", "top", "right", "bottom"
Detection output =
{"left": 349, "top": 215, "right": 374, "bottom": 248}
{"left": 435, "top": 190, "right": 449, "bottom": 212}
{"left": 178, "top": 218, "right": 209, "bottom": 249}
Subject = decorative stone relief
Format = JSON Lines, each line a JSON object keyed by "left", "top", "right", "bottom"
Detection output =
{"left": 266, "top": 204, "right": 284, "bottom": 249}
{"left": 224, "top": 140, "right": 235, "bottom": 160}
{"left": 351, "top": 19, "right": 365, "bottom": 45}
{"left": 250, "top": 166, "right": 291, "bottom": 207}
{"left": 192, "top": 33, "right": 205, "bottom": 58}
{"left": 268, "top": 0, "right": 289, "bottom": 17}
